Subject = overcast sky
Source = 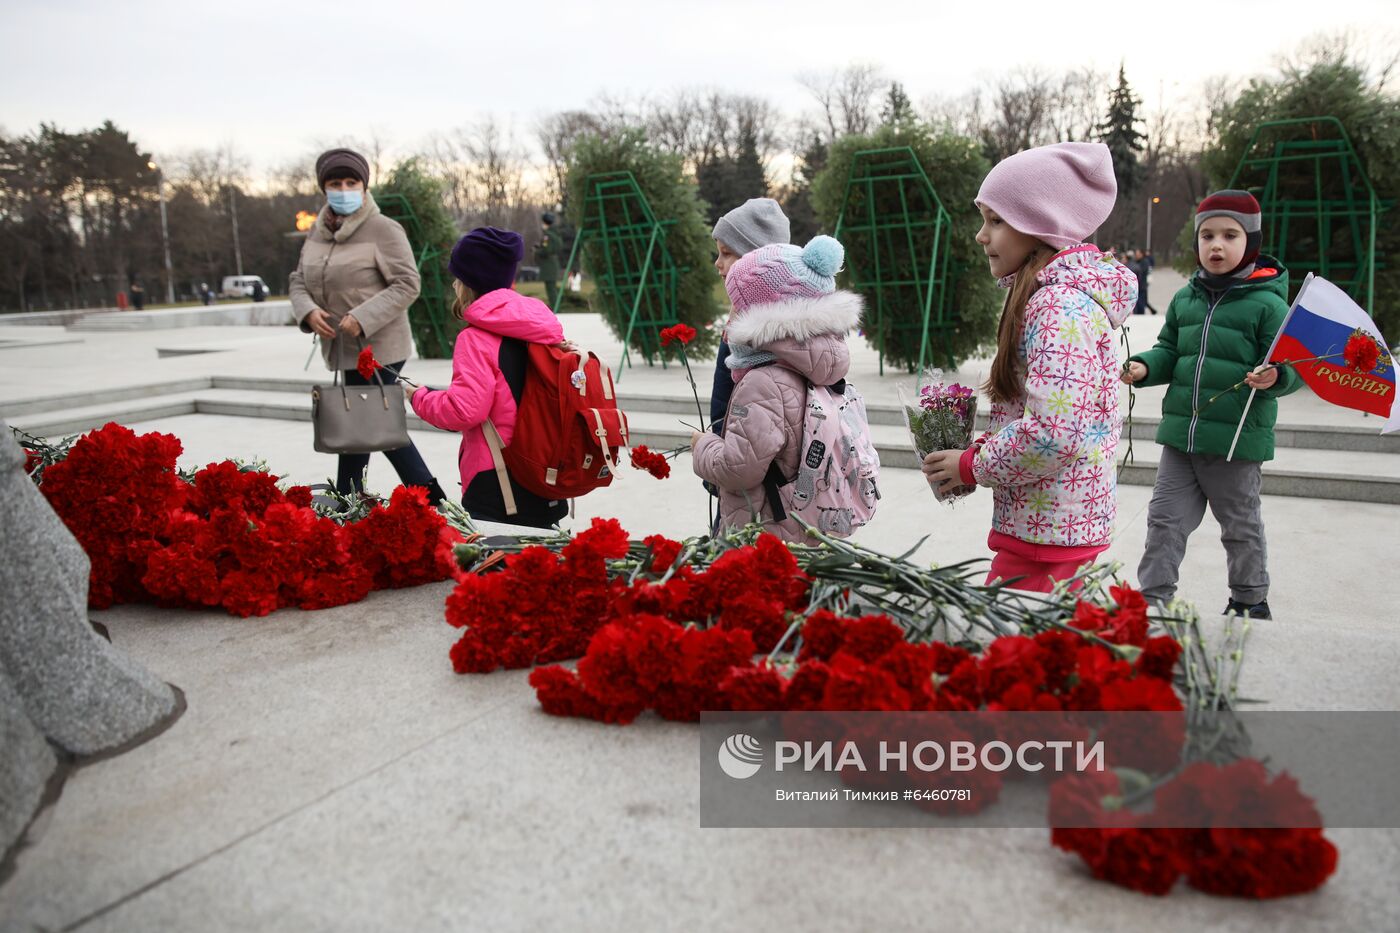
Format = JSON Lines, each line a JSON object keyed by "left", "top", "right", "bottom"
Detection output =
{"left": 3, "top": 0, "right": 1398, "bottom": 178}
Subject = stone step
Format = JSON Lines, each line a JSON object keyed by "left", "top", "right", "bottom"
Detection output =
{"left": 11, "top": 386, "right": 1400, "bottom": 504}
{"left": 608, "top": 390, "right": 1400, "bottom": 454}
{"left": 2, "top": 378, "right": 215, "bottom": 418}
{"left": 67, "top": 302, "right": 295, "bottom": 331}
{"left": 617, "top": 410, "right": 1400, "bottom": 505}
{"left": 184, "top": 375, "right": 1399, "bottom": 455}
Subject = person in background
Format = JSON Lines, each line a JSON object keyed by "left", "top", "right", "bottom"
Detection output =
{"left": 534, "top": 212, "right": 563, "bottom": 310}
{"left": 1128, "top": 248, "right": 1149, "bottom": 315}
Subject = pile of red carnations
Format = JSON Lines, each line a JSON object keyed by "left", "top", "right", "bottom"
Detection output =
{"left": 446, "top": 520, "right": 1337, "bottom": 899}
{"left": 445, "top": 519, "right": 805, "bottom": 677}
{"left": 32, "top": 422, "right": 459, "bottom": 616}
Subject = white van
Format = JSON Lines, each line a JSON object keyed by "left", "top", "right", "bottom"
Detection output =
{"left": 221, "top": 275, "right": 271, "bottom": 299}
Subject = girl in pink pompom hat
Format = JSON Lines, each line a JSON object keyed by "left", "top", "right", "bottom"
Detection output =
{"left": 922, "top": 142, "right": 1139, "bottom": 592}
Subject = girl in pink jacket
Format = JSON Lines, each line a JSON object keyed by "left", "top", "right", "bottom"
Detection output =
{"left": 401, "top": 228, "right": 568, "bottom": 528}
{"left": 922, "top": 143, "right": 1137, "bottom": 592}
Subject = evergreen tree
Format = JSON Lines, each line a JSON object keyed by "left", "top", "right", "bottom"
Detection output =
{"left": 782, "top": 132, "right": 829, "bottom": 243}
{"left": 880, "top": 82, "right": 916, "bottom": 128}
{"left": 1098, "top": 64, "right": 1147, "bottom": 198}
{"left": 695, "top": 157, "right": 730, "bottom": 227}
{"left": 377, "top": 158, "right": 461, "bottom": 358}
{"left": 696, "top": 124, "right": 768, "bottom": 226}
{"left": 728, "top": 123, "right": 768, "bottom": 205}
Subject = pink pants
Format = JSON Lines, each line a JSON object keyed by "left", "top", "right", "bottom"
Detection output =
{"left": 985, "top": 532, "right": 1107, "bottom": 593}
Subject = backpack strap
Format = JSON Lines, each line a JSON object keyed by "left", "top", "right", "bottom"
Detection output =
{"left": 760, "top": 378, "right": 846, "bottom": 523}
{"left": 483, "top": 337, "right": 529, "bottom": 517}
{"left": 590, "top": 408, "right": 620, "bottom": 474}
{"left": 762, "top": 461, "right": 788, "bottom": 522}
{"left": 481, "top": 420, "right": 519, "bottom": 516}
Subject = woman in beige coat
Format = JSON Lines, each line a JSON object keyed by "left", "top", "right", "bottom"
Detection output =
{"left": 289, "top": 148, "right": 445, "bottom": 504}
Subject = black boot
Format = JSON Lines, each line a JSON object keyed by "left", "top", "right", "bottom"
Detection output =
{"left": 425, "top": 478, "right": 449, "bottom": 508}
{"left": 1224, "top": 598, "right": 1271, "bottom": 620}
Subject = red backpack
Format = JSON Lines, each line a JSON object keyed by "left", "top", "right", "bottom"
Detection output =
{"left": 484, "top": 343, "right": 630, "bottom": 510}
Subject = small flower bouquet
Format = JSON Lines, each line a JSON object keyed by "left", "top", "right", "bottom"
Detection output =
{"left": 900, "top": 369, "right": 978, "bottom": 503}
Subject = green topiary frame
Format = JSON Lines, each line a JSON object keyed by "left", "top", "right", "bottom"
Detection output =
{"left": 375, "top": 191, "right": 457, "bottom": 359}
{"left": 561, "top": 171, "right": 683, "bottom": 373}
{"left": 1227, "top": 116, "right": 1392, "bottom": 310}
{"left": 833, "top": 147, "right": 958, "bottom": 374}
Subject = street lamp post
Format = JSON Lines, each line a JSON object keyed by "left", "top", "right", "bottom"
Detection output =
{"left": 148, "top": 160, "right": 176, "bottom": 304}
{"left": 1146, "top": 195, "right": 1161, "bottom": 255}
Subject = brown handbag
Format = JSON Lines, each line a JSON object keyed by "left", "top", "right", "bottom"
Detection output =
{"left": 311, "top": 336, "right": 410, "bottom": 454}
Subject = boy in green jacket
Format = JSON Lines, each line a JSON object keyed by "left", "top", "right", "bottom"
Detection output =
{"left": 1121, "top": 190, "right": 1302, "bottom": 619}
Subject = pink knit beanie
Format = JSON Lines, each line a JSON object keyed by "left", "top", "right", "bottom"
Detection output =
{"left": 725, "top": 235, "right": 843, "bottom": 316}
{"left": 975, "top": 142, "right": 1117, "bottom": 250}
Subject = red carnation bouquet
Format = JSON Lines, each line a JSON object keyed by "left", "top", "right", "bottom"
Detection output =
{"left": 25, "top": 422, "right": 459, "bottom": 616}
{"left": 628, "top": 445, "right": 674, "bottom": 479}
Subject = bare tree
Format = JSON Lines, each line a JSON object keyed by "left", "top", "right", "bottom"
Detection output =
{"left": 1047, "top": 68, "right": 1108, "bottom": 143}
{"left": 464, "top": 118, "right": 530, "bottom": 227}
{"left": 536, "top": 110, "right": 604, "bottom": 206}
{"left": 922, "top": 87, "right": 986, "bottom": 139}
{"left": 646, "top": 90, "right": 782, "bottom": 175}
{"left": 798, "top": 64, "right": 886, "bottom": 141}
{"left": 175, "top": 143, "right": 249, "bottom": 206}
{"left": 981, "top": 69, "right": 1058, "bottom": 160}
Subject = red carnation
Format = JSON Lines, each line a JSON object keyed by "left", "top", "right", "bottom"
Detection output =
{"left": 1343, "top": 333, "right": 1380, "bottom": 373}
{"left": 643, "top": 534, "right": 683, "bottom": 573}
{"left": 1136, "top": 636, "right": 1182, "bottom": 681}
{"left": 718, "top": 664, "right": 786, "bottom": 711}
{"left": 659, "top": 323, "right": 697, "bottom": 347}
{"left": 356, "top": 345, "right": 383, "bottom": 380}
{"left": 629, "top": 445, "right": 671, "bottom": 480}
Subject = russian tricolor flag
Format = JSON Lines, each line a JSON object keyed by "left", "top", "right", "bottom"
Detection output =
{"left": 1267, "top": 274, "right": 1399, "bottom": 434}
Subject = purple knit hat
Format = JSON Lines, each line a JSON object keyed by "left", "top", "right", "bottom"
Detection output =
{"left": 725, "top": 235, "right": 845, "bottom": 316}
{"left": 975, "top": 142, "right": 1117, "bottom": 250}
{"left": 449, "top": 227, "right": 524, "bottom": 297}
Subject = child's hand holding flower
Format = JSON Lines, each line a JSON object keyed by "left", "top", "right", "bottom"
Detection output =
{"left": 1243, "top": 364, "right": 1278, "bottom": 390}
{"left": 922, "top": 449, "right": 970, "bottom": 495}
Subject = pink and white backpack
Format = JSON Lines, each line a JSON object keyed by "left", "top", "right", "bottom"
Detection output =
{"left": 764, "top": 380, "right": 881, "bottom": 537}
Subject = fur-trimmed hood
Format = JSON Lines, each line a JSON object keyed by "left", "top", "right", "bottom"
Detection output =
{"left": 724, "top": 290, "right": 863, "bottom": 347}
{"left": 725, "top": 290, "right": 859, "bottom": 387}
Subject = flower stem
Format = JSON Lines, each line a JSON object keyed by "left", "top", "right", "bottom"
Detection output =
{"left": 676, "top": 347, "right": 707, "bottom": 433}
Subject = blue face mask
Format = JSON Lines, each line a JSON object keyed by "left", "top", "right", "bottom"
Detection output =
{"left": 326, "top": 189, "right": 363, "bottom": 215}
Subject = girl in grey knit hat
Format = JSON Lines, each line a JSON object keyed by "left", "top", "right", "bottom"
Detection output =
{"left": 709, "top": 198, "right": 791, "bottom": 431}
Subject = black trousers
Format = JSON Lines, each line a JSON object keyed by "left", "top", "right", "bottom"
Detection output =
{"left": 462, "top": 468, "right": 567, "bottom": 529}
{"left": 335, "top": 360, "right": 440, "bottom": 500}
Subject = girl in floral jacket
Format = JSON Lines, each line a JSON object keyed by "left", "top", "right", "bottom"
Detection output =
{"left": 922, "top": 143, "right": 1137, "bottom": 591}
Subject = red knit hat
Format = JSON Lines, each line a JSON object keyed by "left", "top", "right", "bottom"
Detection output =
{"left": 1196, "top": 190, "right": 1262, "bottom": 272}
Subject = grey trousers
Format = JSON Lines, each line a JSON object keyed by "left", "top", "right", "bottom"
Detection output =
{"left": 1138, "top": 445, "right": 1269, "bottom": 605}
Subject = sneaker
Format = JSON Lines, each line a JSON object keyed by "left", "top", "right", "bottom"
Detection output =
{"left": 1224, "top": 598, "right": 1271, "bottom": 620}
